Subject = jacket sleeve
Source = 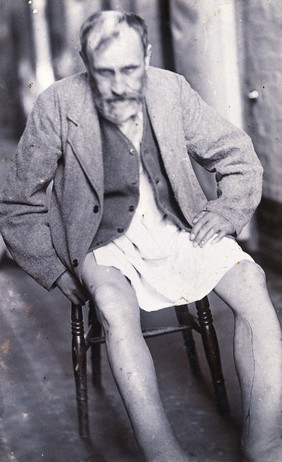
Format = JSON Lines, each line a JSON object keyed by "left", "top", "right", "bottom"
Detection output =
{"left": 0, "top": 84, "right": 67, "bottom": 290}
{"left": 178, "top": 74, "right": 263, "bottom": 235}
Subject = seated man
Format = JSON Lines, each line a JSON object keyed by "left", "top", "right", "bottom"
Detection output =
{"left": 0, "top": 10, "right": 281, "bottom": 462}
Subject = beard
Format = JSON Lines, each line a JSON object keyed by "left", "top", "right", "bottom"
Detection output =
{"left": 90, "top": 74, "right": 147, "bottom": 125}
{"left": 94, "top": 95, "right": 144, "bottom": 124}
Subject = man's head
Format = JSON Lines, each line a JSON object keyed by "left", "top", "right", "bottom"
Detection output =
{"left": 80, "top": 11, "right": 151, "bottom": 124}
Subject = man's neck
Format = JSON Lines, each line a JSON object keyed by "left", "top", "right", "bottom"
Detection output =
{"left": 118, "top": 109, "right": 144, "bottom": 153}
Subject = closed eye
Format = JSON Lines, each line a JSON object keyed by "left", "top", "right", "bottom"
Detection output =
{"left": 121, "top": 66, "right": 139, "bottom": 75}
{"left": 95, "top": 68, "right": 115, "bottom": 78}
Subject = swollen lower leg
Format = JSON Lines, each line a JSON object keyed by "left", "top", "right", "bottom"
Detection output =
{"left": 81, "top": 259, "right": 189, "bottom": 461}
{"left": 90, "top": 273, "right": 188, "bottom": 461}
{"left": 214, "top": 261, "right": 282, "bottom": 461}
{"left": 104, "top": 325, "right": 187, "bottom": 461}
{"left": 233, "top": 308, "right": 281, "bottom": 452}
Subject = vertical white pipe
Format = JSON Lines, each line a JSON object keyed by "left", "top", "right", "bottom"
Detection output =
{"left": 211, "top": 1, "right": 243, "bottom": 128}
{"left": 30, "top": 0, "right": 54, "bottom": 92}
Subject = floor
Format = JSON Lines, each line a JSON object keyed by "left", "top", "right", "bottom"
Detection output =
{"left": 0, "top": 138, "right": 281, "bottom": 462}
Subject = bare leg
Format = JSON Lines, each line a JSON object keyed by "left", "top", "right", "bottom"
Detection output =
{"left": 214, "top": 260, "right": 282, "bottom": 462}
{"left": 82, "top": 253, "right": 189, "bottom": 462}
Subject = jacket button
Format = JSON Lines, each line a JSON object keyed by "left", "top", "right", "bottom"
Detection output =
{"left": 129, "top": 148, "right": 135, "bottom": 155}
{"left": 155, "top": 178, "right": 160, "bottom": 184}
{"left": 93, "top": 205, "right": 99, "bottom": 213}
{"left": 117, "top": 228, "right": 124, "bottom": 233}
{"left": 129, "top": 205, "right": 135, "bottom": 212}
{"left": 131, "top": 179, "right": 138, "bottom": 185}
{"left": 73, "top": 259, "right": 79, "bottom": 267}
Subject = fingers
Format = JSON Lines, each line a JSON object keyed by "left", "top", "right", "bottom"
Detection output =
{"left": 55, "top": 270, "right": 89, "bottom": 305}
{"left": 73, "top": 286, "right": 89, "bottom": 305}
{"left": 60, "top": 285, "right": 88, "bottom": 306}
{"left": 192, "top": 210, "right": 206, "bottom": 224}
{"left": 190, "top": 211, "right": 234, "bottom": 247}
{"left": 191, "top": 212, "right": 214, "bottom": 247}
{"left": 211, "top": 230, "right": 226, "bottom": 244}
{"left": 67, "top": 292, "right": 88, "bottom": 306}
{"left": 65, "top": 292, "right": 85, "bottom": 306}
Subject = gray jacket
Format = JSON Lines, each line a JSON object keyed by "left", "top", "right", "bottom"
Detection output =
{"left": 0, "top": 67, "right": 263, "bottom": 290}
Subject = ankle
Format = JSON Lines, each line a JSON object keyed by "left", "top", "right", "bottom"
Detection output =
{"left": 142, "top": 436, "right": 189, "bottom": 462}
{"left": 242, "top": 437, "right": 282, "bottom": 462}
{"left": 151, "top": 448, "right": 189, "bottom": 462}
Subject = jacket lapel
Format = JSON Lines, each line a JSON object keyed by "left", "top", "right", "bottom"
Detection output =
{"left": 145, "top": 68, "right": 187, "bottom": 175}
{"left": 67, "top": 77, "right": 104, "bottom": 199}
{"left": 145, "top": 68, "right": 205, "bottom": 224}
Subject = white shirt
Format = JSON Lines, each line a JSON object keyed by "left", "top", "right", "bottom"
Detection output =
{"left": 93, "top": 111, "right": 252, "bottom": 311}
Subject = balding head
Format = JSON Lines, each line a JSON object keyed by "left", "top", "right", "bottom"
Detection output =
{"left": 80, "top": 10, "right": 149, "bottom": 65}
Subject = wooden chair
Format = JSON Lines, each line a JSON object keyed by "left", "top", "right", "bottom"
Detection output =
{"left": 71, "top": 295, "right": 230, "bottom": 438}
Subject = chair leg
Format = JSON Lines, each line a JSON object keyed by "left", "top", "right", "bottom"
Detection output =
{"left": 71, "top": 304, "right": 89, "bottom": 438}
{"left": 89, "top": 301, "right": 102, "bottom": 388}
{"left": 174, "top": 305, "right": 201, "bottom": 378}
{"left": 195, "top": 297, "right": 230, "bottom": 416}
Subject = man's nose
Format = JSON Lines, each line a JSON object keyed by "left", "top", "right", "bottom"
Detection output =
{"left": 111, "top": 73, "right": 126, "bottom": 96}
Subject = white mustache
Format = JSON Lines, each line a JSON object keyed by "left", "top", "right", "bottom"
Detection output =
{"left": 106, "top": 95, "right": 141, "bottom": 103}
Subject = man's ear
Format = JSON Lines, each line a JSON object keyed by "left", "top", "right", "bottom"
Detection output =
{"left": 145, "top": 44, "right": 152, "bottom": 69}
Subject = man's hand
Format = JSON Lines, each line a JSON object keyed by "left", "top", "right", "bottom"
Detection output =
{"left": 55, "top": 270, "right": 89, "bottom": 305}
{"left": 190, "top": 211, "right": 235, "bottom": 247}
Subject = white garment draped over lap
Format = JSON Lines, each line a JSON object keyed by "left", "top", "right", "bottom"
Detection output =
{"left": 93, "top": 110, "right": 252, "bottom": 312}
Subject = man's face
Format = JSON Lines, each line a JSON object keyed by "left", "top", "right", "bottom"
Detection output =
{"left": 86, "top": 25, "right": 149, "bottom": 124}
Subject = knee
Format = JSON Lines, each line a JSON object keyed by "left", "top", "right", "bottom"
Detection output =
{"left": 236, "top": 260, "right": 266, "bottom": 288}
{"left": 91, "top": 271, "right": 139, "bottom": 328}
